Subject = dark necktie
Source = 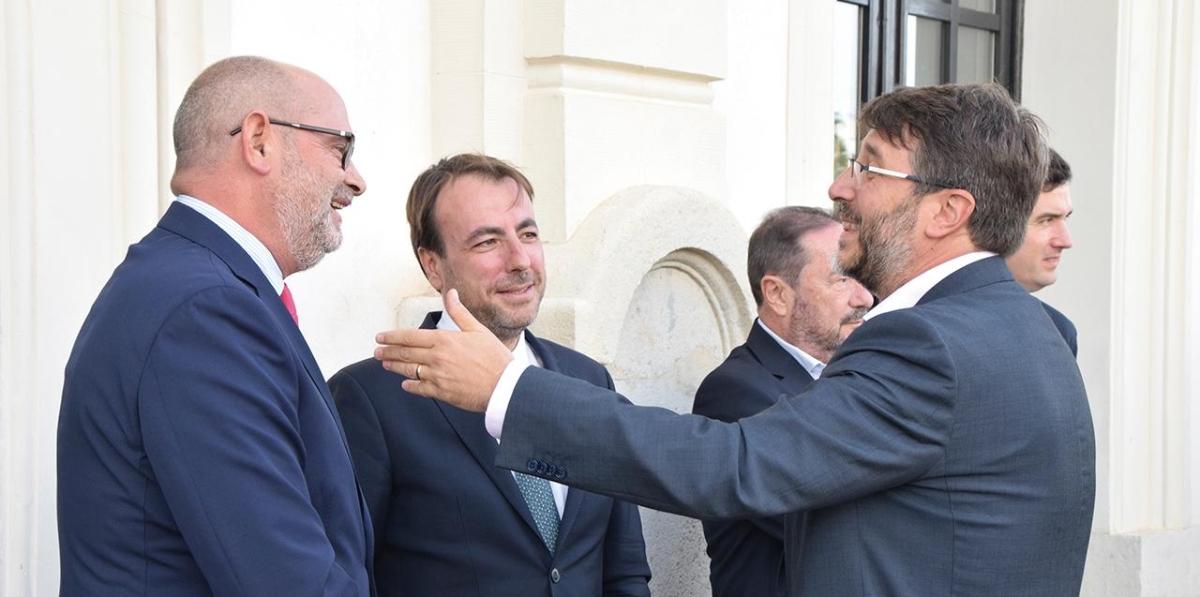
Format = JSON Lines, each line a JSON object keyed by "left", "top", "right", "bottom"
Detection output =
{"left": 280, "top": 284, "right": 299, "bottom": 325}
{"left": 513, "top": 472, "right": 559, "bottom": 554}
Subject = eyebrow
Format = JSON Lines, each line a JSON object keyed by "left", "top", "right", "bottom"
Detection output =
{"left": 464, "top": 218, "right": 539, "bottom": 244}
{"left": 1036, "top": 208, "right": 1074, "bottom": 219}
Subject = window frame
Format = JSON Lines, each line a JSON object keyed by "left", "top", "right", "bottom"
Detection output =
{"left": 838, "top": 0, "right": 1023, "bottom": 105}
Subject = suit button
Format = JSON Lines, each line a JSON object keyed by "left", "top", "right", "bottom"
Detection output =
{"left": 526, "top": 458, "right": 539, "bottom": 472}
{"left": 550, "top": 568, "right": 561, "bottom": 583}
{"left": 545, "top": 463, "right": 558, "bottom": 477}
{"left": 554, "top": 467, "right": 567, "bottom": 480}
{"left": 536, "top": 461, "right": 549, "bottom": 475}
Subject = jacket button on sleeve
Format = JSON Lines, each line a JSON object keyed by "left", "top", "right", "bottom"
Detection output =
{"left": 526, "top": 458, "right": 539, "bottom": 472}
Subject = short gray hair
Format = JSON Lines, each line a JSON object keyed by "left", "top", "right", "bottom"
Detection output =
{"left": 172, "top": 56, "right": 302, "bottom": 171}
{"left": 747, "top": 206, "right": 839, "bottom": 307}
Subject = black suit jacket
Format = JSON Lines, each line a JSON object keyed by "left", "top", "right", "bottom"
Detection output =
{"left": 691, "top": 322, "right": 812, "bottom": 597}
{"left": 329, "top": 312, "right": 651, "bottom": 597}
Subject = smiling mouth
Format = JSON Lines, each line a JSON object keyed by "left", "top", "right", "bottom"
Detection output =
{"left": 331, "top": 197, "right": 351, "bottom": 210}
{"left": 498, "top": 284, "right": 533, "bottom": 295}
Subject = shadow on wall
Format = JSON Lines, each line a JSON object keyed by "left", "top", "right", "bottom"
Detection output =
{"left": 612, "top": 249, "right": 749, "bottom": 597}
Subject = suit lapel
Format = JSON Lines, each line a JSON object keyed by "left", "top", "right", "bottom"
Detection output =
{"left": 158, "top": 203, "right": 348, "bottom": 444}
{"left": 424, "top": 314, "right": 548, "bottom": 546}
{"left": 745, "top": 321, "right": 815, "bottom": 396}
{"left": 157, "top": 202, "right": 373, "bottom": 560}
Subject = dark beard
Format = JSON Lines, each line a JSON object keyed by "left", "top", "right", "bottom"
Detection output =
{"left": 838, "top": 200, "right": 918, "bottom": 298}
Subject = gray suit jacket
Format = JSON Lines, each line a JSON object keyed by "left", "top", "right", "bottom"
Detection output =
{"left": 495, "top": 257, "right": 1095, "bottom": 596}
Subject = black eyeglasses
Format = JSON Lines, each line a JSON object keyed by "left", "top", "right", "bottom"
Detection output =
{"left": 229, "top": 118, "right": 355, "bottom": 170}
{"left": 848, "top": 158, "right": 953, "bottom": 189}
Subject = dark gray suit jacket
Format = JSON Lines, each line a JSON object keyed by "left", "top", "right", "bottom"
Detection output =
{"left": 495, "top": 257, "right": 1096, "bottom": 596}
{"left": 330, "top": 313, "right": 651, "bottom": 597}
{"left": 691, "top": 322, "right": 813, "bottom": 597}
{"left": 1042, "top": 301, "right": 1078, "bottom": 356}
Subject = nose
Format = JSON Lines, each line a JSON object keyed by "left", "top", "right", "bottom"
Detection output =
{"left": 344, "top": 161, "right": 366, "bottom": 196}
{"left": 847, "top": 279, "right": 873, "bottom": 309}
{"left": 829, "top": 164, "right": 855, "bottom": 203}
{"left": 505, "top": 237, "right": 532, "bottom": 271}
{"left": 1052, "top": 221, "right": 1073, "bottom": 249}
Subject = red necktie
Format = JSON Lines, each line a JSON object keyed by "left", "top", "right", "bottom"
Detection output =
{"left": 280, "top": 283, "right": 299, "bottom": 325}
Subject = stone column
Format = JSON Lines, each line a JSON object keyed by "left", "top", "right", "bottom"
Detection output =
{"left": 0, "top": 1, "right": 222, "bottom": 593}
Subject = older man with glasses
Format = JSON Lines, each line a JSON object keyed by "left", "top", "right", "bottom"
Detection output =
{"left": 58, "top": 56, "right": 372, "bottom": 597}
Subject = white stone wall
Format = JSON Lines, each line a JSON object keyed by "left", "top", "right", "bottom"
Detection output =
{"left": 2, "top": 0, "right": 1197, "bottom": 595}
{"left": 1024, "top": 0, "right": 1200, "bottom": 594}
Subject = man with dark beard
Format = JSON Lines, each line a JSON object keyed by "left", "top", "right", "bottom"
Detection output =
{"left": 329, "top": 153, "right": 651, "bottom": 597}
{"left": 377, "top": 84, "right": 1096, "bottom": 596}
{"left": 58, "top": 56, "right": 372, "bottom": 596}
{"left": 691, "top": 206, "right": 871, "bottom": 597}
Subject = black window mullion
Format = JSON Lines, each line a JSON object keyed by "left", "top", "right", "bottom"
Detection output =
{"left": 946, "top": 17, "right": 958, "bottom": 84}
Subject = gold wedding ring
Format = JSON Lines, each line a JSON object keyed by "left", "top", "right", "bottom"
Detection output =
{"left": 414, "top": 363, "right": 422, "bottom": 381}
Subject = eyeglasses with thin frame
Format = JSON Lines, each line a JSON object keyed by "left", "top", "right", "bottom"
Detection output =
{"left": 848, "top": 157, "right": 953, "bottom": 189}
{"left": 229, "top": 118, "right": 355, "bottom": 170}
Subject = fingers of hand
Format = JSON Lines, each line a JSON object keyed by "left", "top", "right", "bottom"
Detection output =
{"left": 375, "top": 328, "right": 437, "bottom": 348}
{"left": 374, "top": 343, "right": 429, "bottom": 365}
{"left": 400, "top": 378, "right": 433, "bottom": 397}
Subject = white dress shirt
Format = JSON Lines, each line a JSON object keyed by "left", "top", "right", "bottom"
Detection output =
{"left": 755, "top": 318, "right": 827, "bottom": 379}
{"left": 864, "top": 251, "right": 995, "bottom": 321}
{"left": 175, "top": 195, "right": 285, "bottom": 294}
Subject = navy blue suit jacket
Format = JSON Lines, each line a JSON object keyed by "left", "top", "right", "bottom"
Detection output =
{"left": 496, "top": 257, "right": 1096, "bottom": 596}
{"left": 58, "top": 202, "right": 373, "bottom": 597}
{"left": 1042, "top": 301, "right": 1078, "bottom": 356}
{"left": 691, "top": 322, "right": 812, "bottom": 597}
{"left": 329, "top": 312, "right": 651, "bottom": 597}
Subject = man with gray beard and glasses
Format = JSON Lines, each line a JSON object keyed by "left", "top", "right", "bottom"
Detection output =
{"left": 377, "top": 84, "right": 1096, "bottom": 597}
{"left": 58, "top": 56, "right": 372, "bottom": 597}
{"left": 692, "top": 206, "right": 871, "bottom": 597}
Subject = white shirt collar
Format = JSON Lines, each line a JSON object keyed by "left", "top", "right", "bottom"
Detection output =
{"left": 864, "top": 251, "right": 995, "bottom": 321}
{"left": 755, "top": 319, "right": 827, "bottom": 379}
{"left": 435, "top": 310, "right": 541, "bottom": 368}
{"left": 175, "top": 195, "right": 285, "bottom": 294}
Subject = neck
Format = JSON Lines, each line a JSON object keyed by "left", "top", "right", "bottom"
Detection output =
{"left": 500, "top": 335, "right": 521, "bottom": 352}
{"left": 876, "top": 238, "right": 978, "bottom": 300}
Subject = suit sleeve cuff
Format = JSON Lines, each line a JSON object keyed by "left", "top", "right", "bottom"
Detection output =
{"left": 485, "top": 360, "right": 530, "bottom": 439}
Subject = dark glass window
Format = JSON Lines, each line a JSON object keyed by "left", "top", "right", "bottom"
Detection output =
{"left": 832, "top": 0, "right": 1022, "bottom": 175}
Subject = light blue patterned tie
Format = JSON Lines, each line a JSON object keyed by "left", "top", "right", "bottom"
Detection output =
{"left": 513, "top": 472, "right": 559, "bottom": 554}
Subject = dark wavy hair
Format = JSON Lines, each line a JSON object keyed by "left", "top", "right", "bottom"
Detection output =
{"left": 858, "top": 83, "right": 1048, "bottom": 257}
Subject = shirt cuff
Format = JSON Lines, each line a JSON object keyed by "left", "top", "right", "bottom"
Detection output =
{"left": 485, "top": 360, "right": 530, "bottom": 439}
